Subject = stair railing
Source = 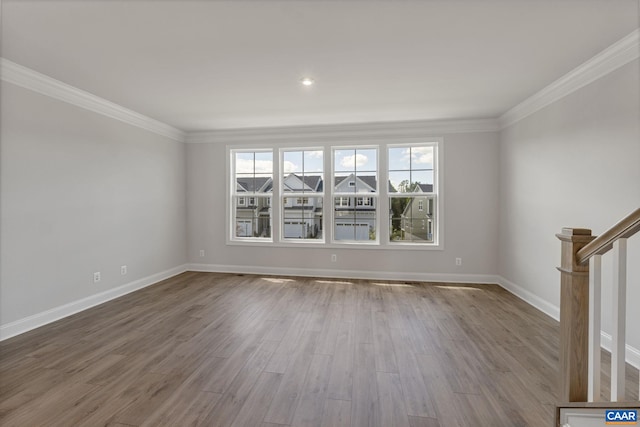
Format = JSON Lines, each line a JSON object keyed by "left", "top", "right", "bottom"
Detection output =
{"left": 556, "top": 208, "right": 640, "bottom": 403}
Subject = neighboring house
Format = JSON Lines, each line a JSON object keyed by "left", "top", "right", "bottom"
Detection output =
{"left": 235, "top": 173, "right": 395, "bottom": 240}
{"left": 281, "top": 174, "right": 323, "bottom": 238}
{"left": 333, "top": 174, "right": 384, "bottom": 240}
{"left": 400, "top": 183, "right": 434, "bottom": 242}
{"left": 235, "top": 177, "right": 271, "bottom": 237}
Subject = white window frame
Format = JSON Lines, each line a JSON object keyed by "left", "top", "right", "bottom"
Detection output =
{"left": 331, "top": 145, "right": 379, "bottom": 245}
{"left": 226, "top": 138, "right": 442, "bottom": 251}
{"left": 280, "top": 147, "right": 325, "bottom": 243}
{"left": 229, "top": 148, "right": 274, "bottom": 242}
{"left": 387, "top": 141, "right": 441, "bottom": 247}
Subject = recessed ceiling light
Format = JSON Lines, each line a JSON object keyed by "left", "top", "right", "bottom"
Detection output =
{"left": 301, "top": 77, "right": 315, "bottom": 86}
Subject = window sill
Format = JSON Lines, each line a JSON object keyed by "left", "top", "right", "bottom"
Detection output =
{"left": 226, "top": 239, "right": 443, "bottom": 251}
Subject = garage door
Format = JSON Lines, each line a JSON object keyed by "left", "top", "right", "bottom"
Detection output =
{"left": 236, "top": 220, "right": 252, "bottom": 237}
{"left": 335, "top": 222, "right": 369, "bottom": 240}
{"left": 284, "top": 221, "right": 305, "bottom": 238}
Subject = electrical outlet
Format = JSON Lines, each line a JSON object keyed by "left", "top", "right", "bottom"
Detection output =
{"left": 121, "top": 265, "right": 127, "bottom": 275}
{"left": 455, "top": 257, "right": 462, "bottom": 266}
{"left": 93, "top": 272, "right": 101, "bottom": 283}
{"left": 331, "top": 254, "right": 337, "bottom": 262}
{"left": 199, "top": 249, "right": 205, "bottom": 257}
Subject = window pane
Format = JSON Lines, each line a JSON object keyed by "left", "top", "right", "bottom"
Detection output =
{"left": 334, "top": 172, "right": 354, "bottom": 193}
{"left": 254, "top": 152, "right": 273, "bottom": 173}
{"left": 281, "top": 150, "right": 324, "bottom": 242}
{"left": 236, "top": 174, "right": 255, "bottom": 193}
{"left": 388, "top": 171, "right": 410, "bottom": 193}
{"left": 283, "top": 151, "right": 302, "bottom": 174}
{"left": 334, "top": 149, "right": 354, "bottom": 172}
{"left": 388, "top": 144, "right": 437, "bottom": 244}
{"left": 235, "top": 152, "right": 255, "bottom": 173}
{"left": 304, "top": 150, "right": 323, "bottom": 173}
{"left": 232, "top": 150, "right": 272, "bottom": 241}
{"left": 411, "top": 170, "right": 433, "bottom": 188}
{"left": 389, "top": 195, "right": 435, "bottom": 243}
{"left": 283, "top": 196, "right": 323, "bottom": 240}
{"left": 410, "top": 146, "right": 433, "bottom": 169}
{"left": 388, "top": 147, "right": 410, "bottom": 171}
{"left": 235, "top": 196, "right": 271, "bottom": 238}
{"left": 283, "top": 149, "right": 324, "bottom": 195}
{"left": 354, "top": 176, "right": 377, "bottom": 193}
{"left": 355, "top": 148, "right": 377, "bottom": 173}
{"left": 334, "top": 197, "right": 376, "bottom": 241}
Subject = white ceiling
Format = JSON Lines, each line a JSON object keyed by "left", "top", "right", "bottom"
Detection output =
{"left": 2, "top": 0, "right": 638, "bottom": 131}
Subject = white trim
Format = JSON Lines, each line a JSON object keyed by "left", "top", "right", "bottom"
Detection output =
{"left": 499, "top": 29, "right": 640, "bottom": 129}
{"left": 496, "top": 276, "right": 560, "bottom": 320}
{"left": 0, "top": 58, "right": 186, "bottom": 142}
{"left": 497, "top": 275, "right": 640, "bottom": 370}
{"left": 0, "top": 265, "right": 187, "bottom": 341}
{"left": 188, "top": 262, "right": 499, "bottom": 285}
{"left": 186, "top": 118, "right": 499, "bottom": 144}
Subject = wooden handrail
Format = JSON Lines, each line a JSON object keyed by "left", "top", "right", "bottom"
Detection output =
{"left": 577, "top": 208, "right": 640, "bottom": 265}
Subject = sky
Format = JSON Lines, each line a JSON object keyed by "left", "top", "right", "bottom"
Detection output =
{"left": 235, "top": 146, "right": 434, "bottom": 190}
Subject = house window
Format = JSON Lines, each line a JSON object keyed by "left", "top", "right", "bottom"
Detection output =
{"left": 335, "top": 197, "right": 350, "bottom": 207}
{"left": 356, "top": 197, "right": 373, "bottom": 206}
{"left": 281, "top": 149, "right": 324, "bottom": 241}
{"left": 333, "top": 147, "right": 378, "bottom": 242}
{"left": 231, "top": 150, "right": 273, "bottom": 240}
{"left": 388, "top": 144, "right": 437, "bottom": 244}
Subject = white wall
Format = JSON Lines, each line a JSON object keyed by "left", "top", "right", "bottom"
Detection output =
{"left": 187, "top": 130, "right": 499, "bottom": 281}
{"left": 0, "top": 82, "right": 187, "bottom": 333}
{"left": 499, "top": 59, "right": 640, "bottom": 354}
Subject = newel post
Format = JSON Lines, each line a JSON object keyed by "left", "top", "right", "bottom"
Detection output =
{"left": 556, "top": 228, "right": 595, "bottom": 402}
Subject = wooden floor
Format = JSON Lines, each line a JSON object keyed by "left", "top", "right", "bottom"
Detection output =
{"left": 1, "top": 272, "right": 638, "bottom": 427}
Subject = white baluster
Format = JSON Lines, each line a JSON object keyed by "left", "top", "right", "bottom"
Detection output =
{"left": 588, "top": 254, "right": 602, "bottom": 401}
{"left": 611, "top": 238, "right": 627, "bottom": 401}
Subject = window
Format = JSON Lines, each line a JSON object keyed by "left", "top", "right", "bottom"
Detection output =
{"left": 335, "top": 197, "right": 350, "bottom": 207}
{"left": 228, "top": 141, "right": 440, "bottom": 248}
{"left": 333, "top": 147, "right": 378, "bottom": 242}
{"left": 357, "top": 197, "right": 373, "bottom": 206}
{"left": 388, "top": 144, "right": 437, "bottom": 244}
{"left": 232, "top": 150, "right": 273, "bottom": 239}
{"left": 281, "top": 149, "right": 324, "bottom": 240}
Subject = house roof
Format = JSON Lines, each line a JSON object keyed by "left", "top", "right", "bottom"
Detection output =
{"left": 417, "top": 183, "right": 433, "bottom": 193}
{"left": 334, "top": 175, "right": 396, "bottom": 193}
{"left": 282, "top": 174, "right": 322, "bottom": 193}
{"left": 236, "top": 177, "right": 271, "bottom": 193}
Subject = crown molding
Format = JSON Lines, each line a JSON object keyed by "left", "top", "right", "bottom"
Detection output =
{"left": 0, "top": 58, "right": 186, "bottom": 142}
{"left": 185, "top": 117, "right": 499, "bottom": 144}
{"left": 499, "top": 29, "right": 640, "bottom": 129}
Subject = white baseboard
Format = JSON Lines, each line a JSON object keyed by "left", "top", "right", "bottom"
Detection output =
{"left": 187, "top": 262, "right": 501, "bottom": 285}
{"left": 601, "top": 331, "right": 640, "bottom": 371}
{"left": 497, "top": 275, "right": 640, "bottom": 370}
{"left": 0, "top": 264, "right": 188, "bottom": 341}
{"left": 496, "top": 276, "right": 560, "bottom": 321}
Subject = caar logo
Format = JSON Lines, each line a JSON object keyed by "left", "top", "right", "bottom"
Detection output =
{"left": 606, "top": 409, "right": 638, "bottom": 425}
